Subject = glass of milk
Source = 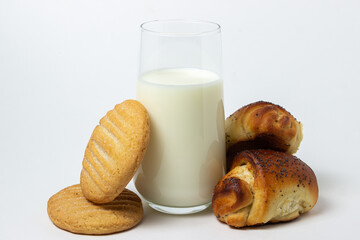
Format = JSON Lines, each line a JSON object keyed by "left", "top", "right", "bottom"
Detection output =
{"left": 134, "top": 20, "right": 225, "bottom": 214}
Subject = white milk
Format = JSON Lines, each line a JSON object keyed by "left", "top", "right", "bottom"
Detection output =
{"left": 134, "top": 68, "right": 226, "bottom": 207}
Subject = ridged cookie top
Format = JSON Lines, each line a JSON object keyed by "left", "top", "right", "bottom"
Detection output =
{"left": 80, "top": 100, "right": 150, "bottom": 203}
{"left": 47, "top": 184, "right": 143, "bottom": 235}
{"left": 225, "top": 101, "right": 303, "bottom": 155}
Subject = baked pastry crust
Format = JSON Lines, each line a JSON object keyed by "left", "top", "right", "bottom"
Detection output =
{"left": 212, "top": 150, "right": 318, "bottom": 228}
{"left": 80, "top": 100, "right": 150, "bottom": 204}
{"left": 225, "top": 101, "right": 303, "bottom": 169}
{"left": 47, "top": 185, "right": 143, "bottom": 235}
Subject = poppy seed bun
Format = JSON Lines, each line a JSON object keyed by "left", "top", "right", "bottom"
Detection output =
{"left": 225, "top": 101, "right": 303, "bottom": 170}
{"left": 212, "top": 150, "right": 318, "bottom": 228}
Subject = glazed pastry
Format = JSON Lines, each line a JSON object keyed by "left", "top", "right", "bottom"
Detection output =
{"left": 225, "top": 101, "right": 303, "bottom": 169}
{"left": 212, "top": 149, "right": 318, "bottom": 228}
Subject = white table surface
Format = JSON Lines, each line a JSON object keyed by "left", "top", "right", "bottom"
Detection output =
{"left": 1, "top": 0, "right": 359, "bottom": 239}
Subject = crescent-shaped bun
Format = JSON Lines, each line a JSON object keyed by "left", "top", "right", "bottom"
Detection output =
{"left": 212, "top": 150, "right": 318, "bottom": 228}
{"left": 225, "top": 101, "right": 303, "bottom": 169}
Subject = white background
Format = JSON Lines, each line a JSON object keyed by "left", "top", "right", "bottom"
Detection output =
{"left": 0, "top": 0, "right": 359, "bottom": 239}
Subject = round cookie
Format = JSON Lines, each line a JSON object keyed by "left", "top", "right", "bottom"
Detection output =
{"left": 47, "top": 184, "right": 143, "bottom": 235}
{"left": 80, "top": 99, "right": 150, "bottom": 203}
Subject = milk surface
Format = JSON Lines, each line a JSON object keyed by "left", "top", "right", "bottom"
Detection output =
{"left": 135, "top": 68, "right": 226, "bottom": 207}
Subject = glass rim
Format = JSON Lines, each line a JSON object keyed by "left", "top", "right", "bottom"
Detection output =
{"left": 140, "top": 19, "right": 221, "bottom": 36}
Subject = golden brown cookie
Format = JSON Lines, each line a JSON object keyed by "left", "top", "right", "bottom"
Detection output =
{"left": 80, "top": 100, "right": 150, "bottom": 203}
{"left": 47, "top": 184, "right": 143, "bottom": 235}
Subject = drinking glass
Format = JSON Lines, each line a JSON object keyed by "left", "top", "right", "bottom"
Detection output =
{"left": 134, "top": 20, "right": 225, "bottom": 214}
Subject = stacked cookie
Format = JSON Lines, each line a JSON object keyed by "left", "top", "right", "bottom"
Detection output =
{"left": 47, "top": 100, "right": 150, "bottom": 235}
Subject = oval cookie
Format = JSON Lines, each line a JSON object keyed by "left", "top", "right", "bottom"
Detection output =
{"left": 80, "top": 99, "right": 150, "bottom": 203}
{"left": 47, "top": 184, "right": 143, "bottom": 235}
